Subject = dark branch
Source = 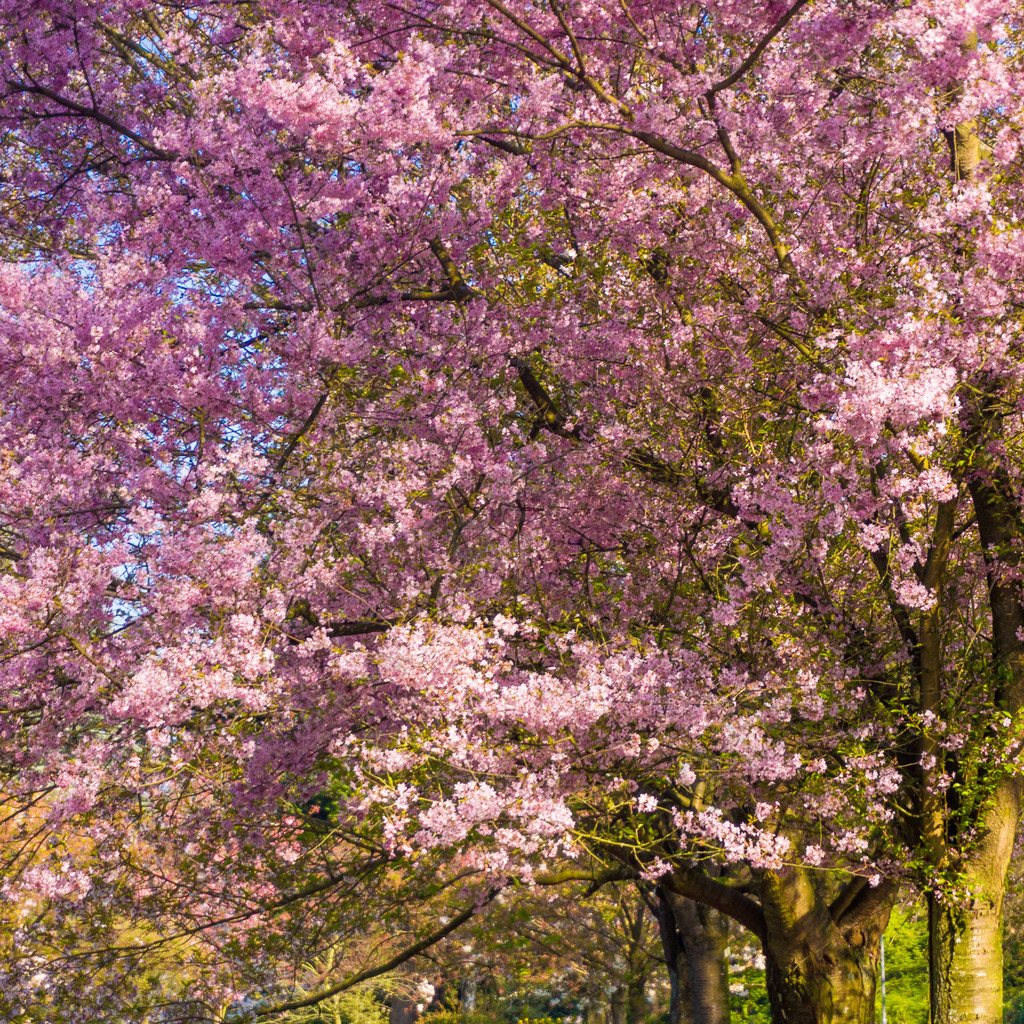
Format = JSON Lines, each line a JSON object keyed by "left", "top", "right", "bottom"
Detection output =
{"left": 251, "top": 886, "right": 502, "bottom": 1018}
{"left": 706, "top": 0, "right": 812, "bottom": 96}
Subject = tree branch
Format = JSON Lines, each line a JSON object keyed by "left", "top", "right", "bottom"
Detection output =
{"left": 6, "top": 77, "right": 185, "bottom": 163}
{"left": 510, "top": 356, "right": 581, "bottom": 439}
{"left": 250, "top": 886, "right": 502, "bottom": 1018}
{"left": 533, "top": 865, "right": 636, "bottom": 886}
{"left": 662, "top": 866, "right": 766, "bottom": 941}
{"left": 428, "top": 237, "right": 482, "bottom": 299}
{"left": 706, "top": 0, "right": 813, "bottom": 96}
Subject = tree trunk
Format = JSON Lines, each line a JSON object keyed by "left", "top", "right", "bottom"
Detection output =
{"left": 609, "top": 984, "right": 628, "bottom": 1024}
{"left": 936, "top": 373, "right": 1024, "bottom": 1022}
{"left": 679, "top": 949, "right": 693, "bottom": 1024}
{"left": 626, "top": 974, "right": 648, "bottom": 1024}
{"left": 758, "top": 867, "right": 893, "bottom": 1024}
{"left": 459, "top": 975, "right": 478, "bottom": 1013}
{"left": 662, "top": 889, "right": 730, "bottom": 1024}
{"left": 654, "top": 890, "right": 685, "bottom": 1024}
{"left": 929, "top": 775, "right": 1022, "bottom": 1023}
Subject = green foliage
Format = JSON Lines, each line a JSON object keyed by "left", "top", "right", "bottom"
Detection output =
{"left": 492, "top": 987, "right": 585, "bottom": 1024}
{"left": 421, "top": 1007, "right": 577, "bottom": 1024}
{"left": 729, "top": 965, "right": 771, "bottom": 1024}
{"left": 1004, "top": 923, "right": 1024, "bottom": 1024}
{"left": 1004, "top": 849, "right": 1024, "bottom": 1024}
{"left": 875, "top": 907, "right": 928, "bottom": 1024}
{"left": 1006, "top": 995, "right": 1024, "bottom": 1024}
{"left": 420, "top": 1012, "right": 503, "bottom": 1024}
{"left": 267, "top": 981, "right": 389, "bottom": 1024}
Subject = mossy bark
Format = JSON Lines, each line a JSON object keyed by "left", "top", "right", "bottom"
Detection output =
{"left": 928, "top": 775, "right": 1022, "bottom": 1023}
{"left": 759, "top": 868, "right": 893, "bottom": 1024}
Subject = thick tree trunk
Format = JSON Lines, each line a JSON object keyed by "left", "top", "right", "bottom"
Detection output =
{"left": 763, "top": 938, "right": 875, "bottom": 1024}
{"left": 929, "top": 775, "right": 1022, "bottom": 1023}
{"left": 936, "top": 382, "right": 1024, "bottom": 1022}
{"left": 758, "top": 867, "right": 893, "bottom": 1024}
{"left": 663, "top": 890, "right": 730, "bottom": 1024}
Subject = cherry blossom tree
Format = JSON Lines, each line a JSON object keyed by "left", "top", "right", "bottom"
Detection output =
{"left": 0, "top": 1, "right": 1023, "bottom": 1022}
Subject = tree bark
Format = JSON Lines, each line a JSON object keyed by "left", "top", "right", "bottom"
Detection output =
{"left": 609, "top": 984, "right": 628, "bottom": 1024}
{"left": 458, "top": 976, "right": 478, "bottom": 1012}
{"left": 662, "top": 889, "right": 730, "bottom": 1024}
{"left": 928, "top": 770, "right": 1022, "bottom": 1022}
{"left": 927, "top": 375, "right": 1024, "bottom": 1021}
{"left": 757, "top": 868, "right": 893, "bottom": 1024}
{"left": 654, "top": 889, "right": 685, "bottom": 1024}
{"left": 626, "top": 974, "right": 648, "bottom": 1024}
